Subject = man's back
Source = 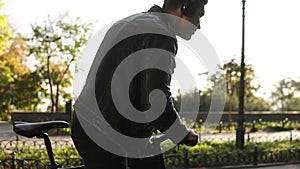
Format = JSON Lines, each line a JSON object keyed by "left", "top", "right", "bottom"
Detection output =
{"left": 71, "top": 1, "right": 207, "bottom": 167}
{"left": 93, "top": 10, "right": 179, "bottom": 138}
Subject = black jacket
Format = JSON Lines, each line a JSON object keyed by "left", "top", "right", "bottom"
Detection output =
{"left": 74, "top": 6, "right": 188, "bottom": 142}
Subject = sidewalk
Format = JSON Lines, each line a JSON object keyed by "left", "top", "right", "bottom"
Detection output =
{"left": 256, "top": 164, "right": 300, "bottom": 169}
{"left": 195, "top": 162, "right": 300, "bottom": 169}
{"left": 2, "top": 121, "right": 300, "bottom": 142}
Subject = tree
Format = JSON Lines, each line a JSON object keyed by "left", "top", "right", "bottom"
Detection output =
{"left": 0, "top": 2, "right": 31, "bottom": 119}
{"left": 0, "top": 0, "right": 13, "bottom": 94}
{"left": 0, "top": 1, "right": 48, "bottom": 120}
{"left": 271, "top": 78, "right": 300, "bottom": 111}
{"left": 173, "top": 89, "right": 181, "bottom": 112}
{"left": 0, "top": 1, "right": 12, "bottom": 56}
{"left": 29, "top": 13, "right": 92, "bottom": 112}
{"left": 198, "top": 88, "right": 212, "bottom": 112}
{"left": 0, "top": 32, "right": 44, "bottom": 119}
{"left": 207, "top": 59, "right": 270, "bottom": 113}
{"left": 220, "top": 59, "right": 240, "bottom": 124}
{"left": 176, "top": 89, "right": 200, "bottom": 112}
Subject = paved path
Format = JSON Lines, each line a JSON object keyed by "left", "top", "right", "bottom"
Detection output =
{"left": 200, "top": 130, "right": 300, "bottom": 142}
{"left": 199, "top": 163, "right": 300, "bottom": 169}
{"left": 2, "top": 121, "right": 300, "bottom": 142}
{"left": 255, "top": 164, "right": 300, "bottom": 169}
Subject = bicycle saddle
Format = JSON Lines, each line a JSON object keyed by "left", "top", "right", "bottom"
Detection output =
{"left": 13, "top": 121, "right": 69, "bottom": 138}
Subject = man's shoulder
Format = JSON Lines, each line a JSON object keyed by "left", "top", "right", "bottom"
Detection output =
{"left": 115, "top": 12, "right": 175, "bottom": 38}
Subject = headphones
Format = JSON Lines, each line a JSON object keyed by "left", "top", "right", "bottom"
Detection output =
{"left": 181, "top": 0, "right": 201, "bottom": 17}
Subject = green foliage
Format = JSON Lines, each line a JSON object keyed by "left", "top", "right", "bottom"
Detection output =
{"left": 173, "top": 59, "right": 270, "bottom": 113}
{"left": 198, "top": 89, "right": 212, "bottom": 112}
{"left": 47, "top": 127, "right": 71, "bottom": 135}
{"left": 189, "top": 120, "right": 300, "bottom": 134}
{"left": 164, "top": 140, "right": 300, "bottom": 167}
{"left": 271, "top": 78, "right": 300, "bottom": 111}
{"left": 11, "top": 71, "right": 45, "bottom": 111}
{"left": 0, "top": 60, "right": 13, "bottom": 88}
{"left": 0, "top": 34, "right": 43, "bottom": 119}
{"left": 0, "top": 1, "right": 12, "bottom": 119}
{"left": 0, "top": 144, "right": 81, "bottom": 164}
{"left": 0, "top": 3, "right": 41, "bottom": 119}
{"left": 212, "top": 59, "right": 269, "bottom": 112}
{"left": 0, "top": 147, "right": 9, "bottom": 159}
{"left": 245, "top": 96, "right": 270, "bottom": 111}
{"left": 0, "top": 7, "right": 94, "bottom": 118}
{"left": 174, "top": 89, "right": 200, "bottom": 112}
{"left": 0, "top": 1, "right": 12, "bottom": 55}
{"left": 253, "top": 140, "right": 300, "bottom": 151}
{"left": 29, "top": 12, "right": 93, "bottom": 112}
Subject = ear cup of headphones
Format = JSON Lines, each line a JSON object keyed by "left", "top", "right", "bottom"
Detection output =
{"left": 181, "top": 0, "right": 197, "bottom": 17}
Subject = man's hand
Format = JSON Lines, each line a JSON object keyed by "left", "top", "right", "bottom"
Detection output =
{"left": 181, "top": 129, "right": 199, "bottom": 146}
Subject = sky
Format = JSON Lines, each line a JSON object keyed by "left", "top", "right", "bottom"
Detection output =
{"left": 2, "top": 0, "right": 300, "bottom": 100}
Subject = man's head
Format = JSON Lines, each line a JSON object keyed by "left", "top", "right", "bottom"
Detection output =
{"left": 163, "top": 0, "right": 207, "bottom": 16}
{"left": 162, "top": 0, "right": 208, "bottom": 39}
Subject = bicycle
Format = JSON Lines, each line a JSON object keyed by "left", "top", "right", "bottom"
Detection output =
{"left": 12, "top": 121, "right": 187, "bottom": 169}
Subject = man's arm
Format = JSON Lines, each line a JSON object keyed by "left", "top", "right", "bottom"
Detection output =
{"left": 139, "top": 34, "right": 198, "bottom": 145}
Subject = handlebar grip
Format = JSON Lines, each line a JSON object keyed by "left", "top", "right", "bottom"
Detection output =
{"left": 179, "top": 131, "right": 198, "bottom": 146}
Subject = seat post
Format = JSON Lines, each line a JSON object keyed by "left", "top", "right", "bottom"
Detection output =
{"left": 39, "top": 133, "right": 59, "bottom": 169}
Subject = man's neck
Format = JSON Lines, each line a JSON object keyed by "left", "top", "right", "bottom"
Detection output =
{"left": 161, "top": 7, "right": 182, "bottom": 18}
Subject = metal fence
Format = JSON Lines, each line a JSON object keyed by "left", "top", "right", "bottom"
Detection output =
{"left": 0, "top": 137, "right": 79, "bottom": 169}
{"left": 2, "top": 138, "right": 300, "bottom": 169}
{"left": 164, "top": 147, "right": 300, "bottom": 168}
{"left": 2, "top": 147, "right": 300, "bottom": 169}
{"left": 0, "top": 157, "right": 84, "bottom": 169}
{"left": 0, "top": 139, "right": 75, "bottom": 150}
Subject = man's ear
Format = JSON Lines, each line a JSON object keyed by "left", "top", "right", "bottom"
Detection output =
{"left": 176, "top": 6, "right": 185, "bottom": 18}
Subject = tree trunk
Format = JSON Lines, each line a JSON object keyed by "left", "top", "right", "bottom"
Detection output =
{"left": 47, "top": 55, "right": 55, "bottom": 112}
{"left": 55, "top": 84, "right": 60, "bottom": 112}
{"left": 228, "top": 94, "right": 233, "bottom": 127}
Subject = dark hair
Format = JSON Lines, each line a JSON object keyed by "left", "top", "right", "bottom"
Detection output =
{"left": 163, "top": 0, "right": 208, "bottom": 11}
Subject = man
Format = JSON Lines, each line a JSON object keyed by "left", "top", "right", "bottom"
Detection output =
{"left": 71, "top": 0, "right": 208, "bottom": 168}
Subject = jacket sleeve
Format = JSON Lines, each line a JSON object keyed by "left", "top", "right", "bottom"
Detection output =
{"left": 138, "top": 34, "right": 189, "bottom": 140}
